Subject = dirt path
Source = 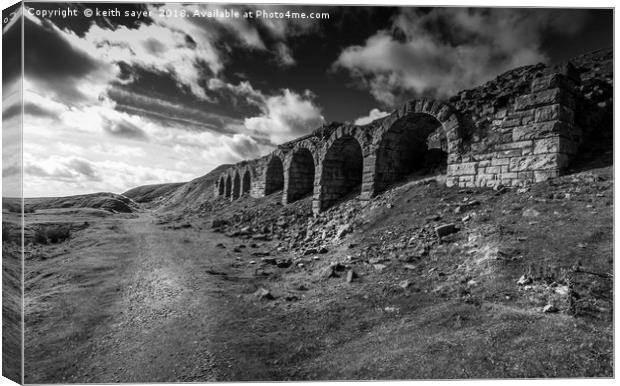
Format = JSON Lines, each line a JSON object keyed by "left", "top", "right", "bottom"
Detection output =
{"left": 67, "top": 213, "right": 232, "bottom": 382}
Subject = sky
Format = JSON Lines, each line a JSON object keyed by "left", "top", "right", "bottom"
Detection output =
{"left": 1, "top": 2, "right": 613, "bottom": 197}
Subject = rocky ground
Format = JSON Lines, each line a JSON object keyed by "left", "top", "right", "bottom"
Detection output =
{"left": 17, "top": 162, "right": 613, "bottom": 382}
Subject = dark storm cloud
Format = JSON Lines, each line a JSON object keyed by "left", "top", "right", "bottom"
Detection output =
{"left": 24, "top": 103, "right": 62, "bottom": 120}
{"left": 334, "top": 8, "right": 593, "bottom": 107}
{"left": 2, "top": 102, "right": 21, "bottom": 121}
{"left": 26, "top": 2, "right": 154, "bottom": 37}
{"left": 102, "top": 117, "right": 148, "bottom": 140}
{"left": 24, "top": 17, "right": 110, "bottom": 104}
{"left": 108, "top": 86, "right": 246, "bottom": 136}
{"left": 3, "top": 5, "right": 23, "bottom": 95}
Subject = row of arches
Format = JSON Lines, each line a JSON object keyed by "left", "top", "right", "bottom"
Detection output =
{"left": 217, "top": 169, "right": 251, "bottom": 199}
{"left": 216, "top": 99, "right": 461, "bottom": 213}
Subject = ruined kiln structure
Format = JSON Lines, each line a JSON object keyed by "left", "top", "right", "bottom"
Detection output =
{"left": 214, "top": 54, "right": 611, "bottom": 214}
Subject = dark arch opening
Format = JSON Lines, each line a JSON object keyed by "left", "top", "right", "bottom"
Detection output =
{"left": 320, "top": 136, "right": 363, "bottom": 211}
{"left": 287, "top": 148, "right": 315, "bottom": 203}
{"left": 232, "top": 172, "right": 241, "bottom": 200}
{"left": 242, "top": 170, "right": 251, "bottom": 195}
{"left": 265, "top": 156, "right": 284, "bottom": 195}
{"left": 374, "top": 113, "right": 447, "bottom": 194}
{"left": 218, "top": 177, "right": 225, "bottom": 196}
{"left": 225, "top": 175, "right": 232, "bottom": 198}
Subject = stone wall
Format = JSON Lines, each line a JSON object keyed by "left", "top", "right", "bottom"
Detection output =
{"left": 211, "top": 49, "right": 611, "bottom": 213}
{"left": 446, "top": 65, "right": 581, "bottom": 188}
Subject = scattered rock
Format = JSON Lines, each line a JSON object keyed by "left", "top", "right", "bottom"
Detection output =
{"left": 542, "top": 304, "right": 558, "bottom": 313}
{"left": 522, "top": 208, "right": 541, "bottom": 218}
{"left": 517, "top": 275, "right": 532, "bottom": 286}
{"left": 435, "top": 223, "right": 458, "bottom": 238}
{"left": 254, "top": 288, "right": 274, "bottom": 300}
{"left": 321, "top": 266, "right": 339, "bottom": 279}
{"left": 346, "top": 270, "right": 357, "bottom": 283}
{"left": 373, "top": 264, "right": 386, "bottom": 271}
{"left": 336, "top": 224, "right": 352, "bottom": 239}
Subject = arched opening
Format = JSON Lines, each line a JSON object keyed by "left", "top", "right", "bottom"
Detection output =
{"left": 218, "top": 177, "right": 225, "bottom": 196}
{"left": 242, "top": 170, "right": 251, "bottom": 195}
{"left": 265, "top": 156, "right": 284, "bottom": 195}
{"left": 319, "top": 136, "right": 363, "bottom": 211}
{"left": 287, "top": 148, "right": 315, "bottom": 203}
{"left": 374, "top": 113, "right": 447, "bottom": 194}
{"left": 225, "top": 175, "right": 232, "bottom": 198}
{"left": 232, "top": 171, "right": 241, "bottom": 200}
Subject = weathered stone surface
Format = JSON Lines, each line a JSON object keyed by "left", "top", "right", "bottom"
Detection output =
{"left": 435, "top": 223, "right": 458, "bottom": 238}
{"left": 447, "top": 162, "right": 477, "bottom": 176}
{"left": 509, "top": 155, "right": 560, "bottom": 172}
{"left": 515, "top": 89, "right": 563, "bottom": 111}
{"left": 212, "top": 51, "right": 603, "bottom": 210}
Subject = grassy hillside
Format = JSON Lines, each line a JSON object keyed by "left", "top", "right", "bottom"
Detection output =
{"left": 23, "top": 193, "right": 139, "bottom": 213}
{"left": 122, "top": 164, "right": 231, "bottom": 212}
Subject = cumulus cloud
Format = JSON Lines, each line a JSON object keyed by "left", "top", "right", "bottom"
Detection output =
{"left": 354, "top": 108, "right": 390, "bottom": 125}
{"left": 334, "top": 8, "right": 587, "bottom": 106}
{"left": 24, "top": 157, "right": 101, "bottom": 182}
{"left": 24, "top": 16, "right": 118, "bottom": 105}
{"left": 101, "top": 116, "right": 148, "bottom": 140}
{"left": 243, "top": 89, "right": 325, "bottom": 144}
{"left": 59, "top": 17, "right": 221, "bottom": 101}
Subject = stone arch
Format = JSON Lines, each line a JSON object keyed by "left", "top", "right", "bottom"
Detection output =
{"left": 225, "top": 174, "right": 232, "bottom": 198}
{"left": 232, "top": 170, "right": 241, "bottom": 200}
{"left": 286, "top": 146, "right": 316, "bottom": 203}
{"left": 242, "top": 169, "right": 251, "bottom": 195}
{"left": 369, "top": 99, "right": 463, "bottom": 196}
{"left": 218, "top": 176, "right": 225, "bottom": 196}
{"left": 265, "top": 154, "right": 284, "bottom": 195}
{"left": 316, "top": 133, "right": 364, "bottom": 212}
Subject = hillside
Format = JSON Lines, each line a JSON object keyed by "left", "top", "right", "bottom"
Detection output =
{"left": 152, "top": 164, "right": 613, "bottom": 379}
{"left": 122, "top": 164, "right": 231, "bottom": 212}
{"left": 22, "top": 192, "right": 139, "bottom": 214}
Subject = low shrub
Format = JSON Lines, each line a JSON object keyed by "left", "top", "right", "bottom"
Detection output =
{"left": 34, "top": 225, "right": 71, "bottom": 244}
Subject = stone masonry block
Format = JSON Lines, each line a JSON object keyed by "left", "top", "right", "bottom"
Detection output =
{"left": 497, "top": 140, "right": 534, "bottom": 151}
{"left": 530, "top": 74, "right": 573, "bottom": 93}
{"left": 534, "top": 104, "right": 574, "bottom": 123}
{"left": 533, "top": 137, "right": 561, "bottom": 155}
{"left": 509, "top": 154, "right": 560, "bottom": 172}
{"left": 515, "top": 89, "right": 563, "bottom": 111}
{"left": 512, "top": 121, "right": 569, "bottom": 141}
{"left": 447, "top": 162, "right": 477, "bottom": 176}
{"left": 491, "top": 157, "right": 510, "bottom": 166}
